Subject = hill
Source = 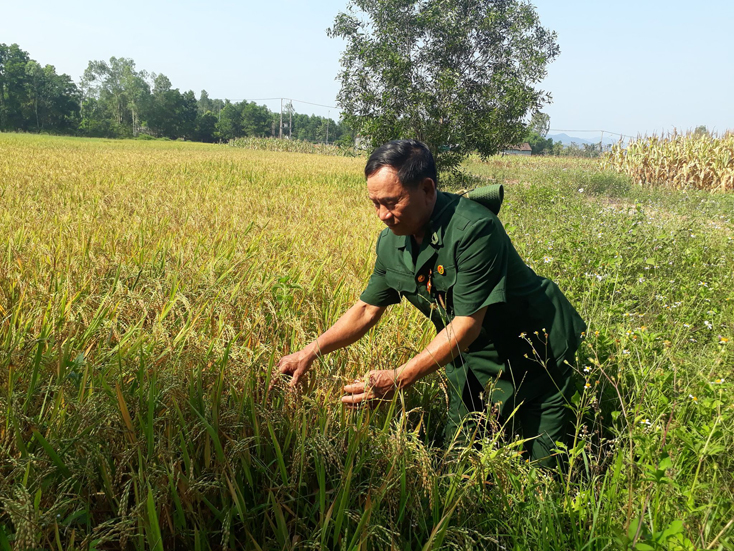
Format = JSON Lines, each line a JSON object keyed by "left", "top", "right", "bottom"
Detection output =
{"left": 548, "top": 132, "right": 625, "bottom": 146}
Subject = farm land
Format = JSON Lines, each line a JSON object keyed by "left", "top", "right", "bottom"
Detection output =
{"left": 1, "top": 133, "right": 733, "bottom": 550}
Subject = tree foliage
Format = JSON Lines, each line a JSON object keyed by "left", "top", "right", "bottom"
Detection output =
{"left": 530, "top": 111, "right": 551, "bottom": 138}
{"left": 1, "top": 43, "right": 353, "bottom": 145}
{"left": 526, "top": 130, "right": 554, "bottom": 155}
{"left": 328, "top": 0, "right": 559, "bottom": 173}
{"left": 81, "top": 57, "right": 150, "bottom": 136}
{"left": 0, "top": 43, "right": 80, "bottom": 132}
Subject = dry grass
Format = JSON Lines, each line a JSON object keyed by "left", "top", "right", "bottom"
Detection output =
{"left": 603, "top": 131, "right": 734, "bottom": 192}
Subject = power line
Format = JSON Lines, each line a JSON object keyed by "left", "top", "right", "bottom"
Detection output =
{"left": 289, "top": 98, "right": 338, "bottom": 109}
{"left": 549, "top": 128, "right": 635, "bottom": 139}
{"left": 212, "top": 101, "right": 635, "bottom": 137}
{"left": 225, "top": 97, "right": 338, "bottom": 110}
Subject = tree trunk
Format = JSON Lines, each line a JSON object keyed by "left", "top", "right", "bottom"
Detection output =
{"left": 115, "top": 95, "right": 122, "bottom": 124}
{"left": 0, "top": 81, "right": 5, "bottom": 129}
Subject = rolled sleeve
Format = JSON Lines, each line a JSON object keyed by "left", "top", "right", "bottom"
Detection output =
{"left": 452, "top": 217, "right": 508, "bottom": 317}
{"left": 359, "top": 236, "right": 402, "bottom": 307}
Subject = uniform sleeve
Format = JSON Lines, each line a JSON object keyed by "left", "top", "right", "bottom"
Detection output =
{"left": 452, "top": 217, "right": 508, "bottom": 316}
{"left": 359, "top": 234, "right": 402, "bottom": 307}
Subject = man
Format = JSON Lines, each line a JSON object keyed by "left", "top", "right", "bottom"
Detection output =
{"left": 276, "top": 139, "right": 586, "bottom": 466}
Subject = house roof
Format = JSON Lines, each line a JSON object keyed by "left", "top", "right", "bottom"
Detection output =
{"left": 503, "top": 142, "right": 532, "bottom": 151}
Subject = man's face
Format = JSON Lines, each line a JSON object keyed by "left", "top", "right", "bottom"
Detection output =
{"left": 366, "top": 166, "right": 435, "bottom": 238}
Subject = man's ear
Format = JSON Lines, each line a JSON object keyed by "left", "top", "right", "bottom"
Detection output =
{"left": 421, "top": 177, "right": 436, "bottom": 198}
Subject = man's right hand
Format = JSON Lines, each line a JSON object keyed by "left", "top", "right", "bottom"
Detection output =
{"left": 274, "top": 347, "right": 317, "bottom": 389}
{"left": 271, "top": 301, "right": 386, "bottom": 392}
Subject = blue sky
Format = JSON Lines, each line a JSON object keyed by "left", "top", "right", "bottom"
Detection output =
{"left": 1, "top": 0, "right": 732, "bottom": 137}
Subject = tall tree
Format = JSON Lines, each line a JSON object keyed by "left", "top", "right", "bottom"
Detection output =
{"left": 530, "top": 111, "right": 551, "bottom": 138}
{"left": 82, "top": 57, "right": 148, "bottom": 136}
{"left": 194, "top": 111, "right": 217, "bottom": 142}
{"left": 25, "top": 60, "right": 46, "bottom": 129}
{"left": 45, "top": 70, "right": 80, "bottom": 131}
{"left": 24, "top": 61, "right": 79, "bottom": 131}
{"left": 240, "top": 102, "right": 270, "bottom": 137}
{"left": 328, "top": 0, "right": 560, "bottom": 173}
{"left": 0, "top": 44, "right": 78, "bottom": 132}
{"left": 121, "top": 66, "right": 150, "bottom": 136}
{"left": 198, "top": 89, "right": 213, "bottom": 114}
{"left": 179, "top": 90, "right": 198, "bottom": 139}
{"left": 215, "top": 101, "right": 240, "bottom": 141}
{"left": 0, "top": 43, "right": 31, "bottom": 131}
{"left": 147, "top": 74, "right": 187, "bottom": 139}
{"left": 526, "top": 131, "right": 554, "bottom": 155}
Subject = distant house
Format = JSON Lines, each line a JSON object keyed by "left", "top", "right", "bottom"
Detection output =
{"left": 502, "top": 142, "right": 532, "bottom": 156}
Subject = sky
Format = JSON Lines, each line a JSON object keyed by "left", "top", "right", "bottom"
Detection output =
{"left": 1, "top": 0, "right": 732, "bottom": 138}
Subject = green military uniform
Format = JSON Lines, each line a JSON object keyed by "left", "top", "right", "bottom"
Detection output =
{"left": 360, "top": 191, "right": 586, "bottom": 465}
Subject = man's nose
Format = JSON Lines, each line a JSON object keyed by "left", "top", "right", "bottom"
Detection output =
{"left": 378, "top": 205, "right": 392, "bottom": 222}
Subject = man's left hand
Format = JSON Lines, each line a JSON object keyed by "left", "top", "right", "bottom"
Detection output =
{"left": 342, "top": 369, "right": 398, "bottom": 406}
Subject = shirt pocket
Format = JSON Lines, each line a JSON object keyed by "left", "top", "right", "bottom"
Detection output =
{"left": 432, "top": 264, "right": 457, "bottom": 294}
{"left": 431, "top": 264, "right": 457, "bottom": 320}
{"left": 385, "top": 270, "right": 417, "bottom": 295}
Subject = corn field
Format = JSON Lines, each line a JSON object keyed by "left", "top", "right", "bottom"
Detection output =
{"left": 603, "top": 132, "right": 734, "bottom": 192}
{"left": 1, "top": 134, "right": 733, "bottom": 550}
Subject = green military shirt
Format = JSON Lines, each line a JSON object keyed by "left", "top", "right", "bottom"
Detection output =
{"left": 360, "top": 190, "right": 586, "bottom": 414}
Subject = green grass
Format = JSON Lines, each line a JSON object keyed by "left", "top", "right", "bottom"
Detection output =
{"left": 0, "top": 133, "right": 732, "bottom": 550}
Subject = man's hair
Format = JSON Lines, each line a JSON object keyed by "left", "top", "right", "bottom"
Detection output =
{"left": 364, "top": 140, "right": 437, "bottom": 188}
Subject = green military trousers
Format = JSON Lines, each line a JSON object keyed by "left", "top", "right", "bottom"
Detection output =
{"left": 444, "top": 352, "right": 575, "bottom": 469}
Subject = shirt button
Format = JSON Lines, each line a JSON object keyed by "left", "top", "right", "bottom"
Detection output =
{"left": 417, "top": 274, "right": 426, "bottom": 283}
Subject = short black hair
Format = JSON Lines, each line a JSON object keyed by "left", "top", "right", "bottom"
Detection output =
{"left": 364, "top": 139, "right": 437, "bottom": 188}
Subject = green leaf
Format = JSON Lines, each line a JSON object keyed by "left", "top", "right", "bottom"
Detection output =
{"left": 146, "top": 486, "right": 164, "bottom": 551}
{"left": 658, "top": 519, "right": 684, "bottom": 542}
{"left": 0, "top": 524, "right": 12, "bottom": 551}
{"left": 628, "top": 518, "right": 640, "bottom": 541}
{"left": 189, "top": 401, "right": 225, "bottom": 464}
{"left": 658, "top": 454, "right": 673, "bottom": 472}
{"left": 571, "top": 391, "right": 581, "bottom": 407}
{"left": 32, "top": 430, "right": 71, "bottom": 478}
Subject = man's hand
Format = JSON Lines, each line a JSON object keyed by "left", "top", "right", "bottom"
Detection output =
{"left": 271, "top": 301, "right": 386, "bottom": 392}
{"left": 274, "top": 349, "right": 316, "bottom": 389}
{"left": 342, "top": 369, "right": 398, "bottom": 406}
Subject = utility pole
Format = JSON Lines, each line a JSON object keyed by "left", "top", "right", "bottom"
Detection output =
{"left": 289, "top": 101, "right": 292, "bottom": 139}
{"left": 600, "top": 130, "right": 604, "bottom": 155}
{"left": 279, "top": 98, "right": 283, "bottom": 139}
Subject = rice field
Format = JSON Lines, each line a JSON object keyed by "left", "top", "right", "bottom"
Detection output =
{"left": 229, "top": 137, "right": 361, "bottom": 157}
{"left": 1, "top": 133, "right": 733, "bottom": 550}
